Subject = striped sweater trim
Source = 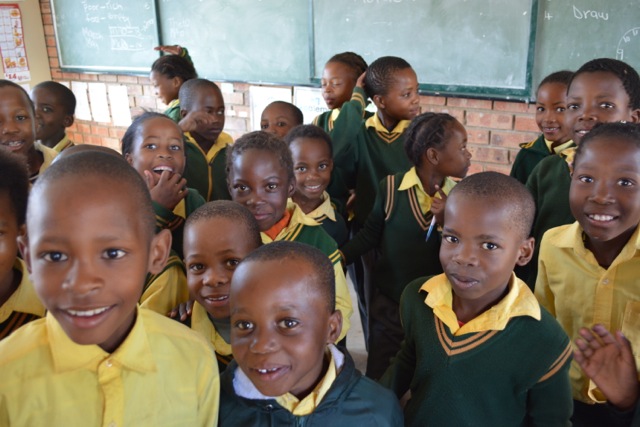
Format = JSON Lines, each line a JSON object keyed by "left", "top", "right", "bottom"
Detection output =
{"left": 143, "top": 254, "right": 185, "bottom": 293}
{"left": 407, "top": 187, "right": 431, "bottom": 230}
{"left": 384, "top": 175, "right": 396, "bottom": 220}
{"left": 0, "top": 311, "right": 40, "bottom": 340}
{"left": 538, "top": 342, "right": 573, "bottom": 383}
{"left": 375, "top": 129, "right": 403, "bottom": 144}
{"left": 435, "top": 316, "right": 499, "bottom": 356}
{"left": 281, "top": 223, "right": 304, "bottom": 243}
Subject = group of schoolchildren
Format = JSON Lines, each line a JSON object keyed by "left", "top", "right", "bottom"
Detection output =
{"left": 0, "top": 41, "right": 638, "bottom": 427}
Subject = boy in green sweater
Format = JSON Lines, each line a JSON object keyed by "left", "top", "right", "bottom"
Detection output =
{"left": 381, "top": 172, "right": 573, "bottom": 427}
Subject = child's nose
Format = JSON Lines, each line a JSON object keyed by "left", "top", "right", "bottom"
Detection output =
{"left": 452, "top": 244, "right": 478, "bottom": 266}
{"left": 249, "top": 327, "right": 278, "bottom": 354}
{"left": 1, "top": 120, "right": 19, "bottom": 135}
{"left": 589, "top": 180, "right": 614, "bottom": 204}
{"left": 62, "top": 259, "right": 103, "bottom": 296}
{"left": 204, "top": 267, "right": 230, "bottom": 288}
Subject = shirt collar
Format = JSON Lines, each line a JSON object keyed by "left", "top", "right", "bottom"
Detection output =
{"left": 34, "top": 140, "right": 58, "bottom": 175}
{"left": 365, "top": 113, "right": 410, "bottom": 135}
{"left": 184, "top": 131, "right": 233, "bottom": 162}
{"left": 0, "top": 258, "right": 46, "bottom": 321}
{"left": 305, "top": 192, "right": 337, "bottom": 222}
{"left": 52, "top": 135, "right": 72, "bottom": 153}
{"left": 547, "top": 139, "right": 574, "bottom": 154}
{"left": 261, "top": 201, "right": 321, "bottom": 243}
{"left": 48, "top": 307, "right": 157, "bottom": 373}
{"left": 167, "top": 99, "right": 180, "bottom": 109}
{"left": 191, "top": 302, "right": 231, "bottom": 356}
{"left": 421, "top": 272, "right": 541, "bottom": 335}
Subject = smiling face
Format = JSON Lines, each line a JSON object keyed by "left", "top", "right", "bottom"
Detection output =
{"left": 186, "top": 86, "right": 226, "bottom": 145}
{"left": 31, "top": 86, "right": 73, "bottom": 148}
{"left": 440, "top": 194, "right": 533, "bottom": 317}
{"left": 321, "top": 61, "right": 357, "bottom": 110}
{"left": 374, "top": 68, "right": 420, "bottom": 128}
{"left": 228, "top": 149, "right": 294, "bottom": 232}
{"left": 150, "top": 70, "right": 181, "bottom": 106}
{"left": 230, "top": 258, "right": 341, "bottom": 398}
{"left": 429, "top": 121, "right": 471, "bottom": 179}
{"left": 289, "top": 136, "right": 333, "bottom": 206}
{"left": 125, "top": 116, "right": 186, "bottom": 177}
{"left": 260, "top": 103, "right": 299, "bottom": 139}
{"left": 565, "top": 71, "right": 640, "bottom": 145}
{"left": 535, "top": 82, "right": 570, "bottom": 144}
{"left": 20, "top": 175, "right": 168, "bottom": 352}
{"left": 0, "top": 86, "right": 36, "bottom": 159}
{"left": 184, "top": 216, "right": 259, "bottom": 319}
{"left": 570, "top": 137, "right": 640, "bottom": 258}
{"left": 0, "top": 191, "right": 22, "bottom": 299}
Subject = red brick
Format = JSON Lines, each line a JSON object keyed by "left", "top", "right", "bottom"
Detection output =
{"left": 484, "top": 164, "right": 512, "bottom": 175}
{"left": 134, "top": 96, "right": 157, "bottom": 109}
{"left": 109, "top": 127, "right": 126, "bottom": 139}
{"left": 467, "top": 163, "right": 484, "bottom": 175}
{"left": 78, "top": 123, "right": 92, "bottom": 134}
{"left": 101, "top": 137, "right": 120, "bottom": 150}
{"left": 46, "top": 46, "right": 57, "bottom": 58}
{"left": 79, "top": 73, "right": 99, "bottom": 82}
{"left": 142, "top": 84, "right": 156, "bottom": 97}
{"left": 51, "top": 69, "right": 63, "bottom": 79}
{"left": 91, "top": 125, "right": 109, "bottom": 136}
{"left": 447, "top": 97, "right": 492, "bottom": 110}
{"left": 69, "top": 133, "right": 84, "bottom": 144}
{"left": 41, "top": 13, "right": 53, "bottom": 25}
{"left": 514, "top": 116, "right": 539, "bottom": 132}
{"left": 138, "top": 76, "right": 151, "bottom": 85}
{"left": 39, "top": 2, "right": 51, "bottom": 14}
{"left": 43, "top": 24, "right": 54, "bottom": 36}
{"left": 97, "top": 74, "right": 117, "bottom": 83}
{"left": 117, "top": 75, "right": 138, "bottom": 84}
{"left": 61, "top": 72, "right": 80, "bottom": 80}
{"left": 86, "top": 135, "right": 102, "bottom": 146}
{"left": 419, "top": 95, "right": 446, "bottom": 106}
{"left": 493, "top": 101, "right": 530, "bottom": 113}
{"left": 466, "top": 111, "right": 513, "bottom": 130}
{"left": 467, "top": 129, "right": 490, "bottom": 145}
{"left": 467, "top": 146, "right": 510, "bottom": 164}
{"left": 234, "top": 83, "right": 251, "bottom": 92}
{"left": 46, "top": 36, "right": 56, "bottom": 47}
{"left": 48, "top": 57, "right": 59, "bottom": 69}
{"left": 491, "top": 131, "right": 535, "bottom": 149}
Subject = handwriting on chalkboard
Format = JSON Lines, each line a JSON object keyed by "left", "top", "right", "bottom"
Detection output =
{"left": 572, "top": 5, "right": 608, "bottom": 21}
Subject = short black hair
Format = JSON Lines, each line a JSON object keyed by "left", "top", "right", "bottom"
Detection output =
{"left": 263, "top": 101, "right": 303, "bottom": 126}
{"left": 179, "top": 78, "right": 222, "bottom": 112}
{"left": 32, "top": 151, "right": 156, "bottom": 236}
{"left": 121, "top": 111, "right": 183, "bottom": 156}
{"left": 404, "top": 112, "right": 458, "bottom": 167}
{"left": 449, "top": 172, "right": 535, "bottom": 239}
{"left": 0, "top": 80, "right": 35, "bottom": 116}
{"left": 226, "top": 131, "right": 295, "bottom": 184}
{"left": 185, "top": 200, "right": 262, "bottom": 249}
{"left": 284, "top": 124, "right": 333, "bottom": 158}
{"left": 151, "top": 54, "right": 197, "bottom": 83}
{"left": 33, "top": 81, "right": 76, "bottom": 115}
{"left": 54, "top": 144, "right": 121, "bottom": 164}
{"left": 574, "top": 122, "right": 640, "bottom": 169}
{"left": 0, "top": 149, "right": 29, "bottom": 226}
{"left": 570, "top": 58, "right": 640, "bottom": 110}
{"left": 240, "top": 240, "right": 335, "bottom": 312}
{"left": 327, "top": 52, "right": 368, "bottom": 82}
{"left": 364, "top": 56, "right": 413, "bottom": 99}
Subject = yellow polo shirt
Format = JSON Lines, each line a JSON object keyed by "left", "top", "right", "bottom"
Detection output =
{"left": 51, "top": 135, "right": 74, "bottom": 153}
{"left": 305, "top": 191, "right": 338, "bottom": 223}
{"left": 191, "top": 301, "right": 232, "bottom": 358}
{"left": 29, "top": 141, "right": 57, "bottom": 182}
{"left": 365, "top": 114, "right": 410, "bottom": 143}
{"left": 184, "top": 131, "right": 233, "bottom": 163}
{"left": 398, "top": 167, "right": 457, "bottom": 215}
{"left": 535, "top": 222, "right": 640, "bottom": 403}
{"left": 0, "top": 308, "right": 219, "bottom": 426}
{"left": 139, "top": 255, "right": 189, "bottom": 315}
{"left": 0, "top": 259, "right": 46, "bottom": 339}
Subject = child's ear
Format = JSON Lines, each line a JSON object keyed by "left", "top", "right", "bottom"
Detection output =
{"left": 124, "top": 152, "right": 133, "bottom": 166}
{"left": 327, "top": 310, "right": 343, "bottom": 344}
{"left": 63, "top": 115, "right": 74, "bottom": 128}
{"left": 629, "top": 108, "right": 640, "bottom": 123}
{"left": 515, "top": 237, "right": 535, "bottom": 267}
{"left": 147, "top": 229, "right": 172, "bottom": 275}
{"left": 372, "top": 94, "right": 384, "bottom": 109}
{"left": 287, "top": 179, "right": 295, "bottom": 197}
{"left": 172, "top": 76, "right": 183, "bottom": 90}
{"left": 180, "top": 109, "right": 187, "bottom": 119}
{"left": 16, "top": 231, "right": 31, "bottom": 274}
{"left": 425, "top": 147, "right": 439, "bottom": 165}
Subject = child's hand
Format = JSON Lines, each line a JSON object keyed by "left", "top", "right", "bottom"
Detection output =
{"left": 430, "top": 185, "right": 447, "bottom": 226}
{"left": 154, "top": 45, "right": 183, "bottom": 56}
{"left": 167, "top": 300, "right": 194, "bottom": 321}
{"left": 574, "top": 324, "right": 639, "bottom": 410}
{"left": 178, "top": 111, "right": 215, "bottom": 133}
{"left": 356, "top": 71, "right": 366, "bottom": 89}
{"left": 144, "top": 170, "right": 188, "bottom": 211}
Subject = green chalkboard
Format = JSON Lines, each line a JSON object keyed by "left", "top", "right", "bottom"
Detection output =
{"left": 312, "top": 0, "right": 537, "bottom": 100}
{"left": 534, "top": 1, "right": 640, "bottom": 86}
{"left": 51, "top": 0, "right": 159, "bottom": 72}
{"left": 157, "top": 0, "right": 310, "bottom": 85}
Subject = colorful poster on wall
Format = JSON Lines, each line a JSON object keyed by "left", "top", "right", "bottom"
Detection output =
{"left": 0, "top": 4, "right": 30, "bottom": 82}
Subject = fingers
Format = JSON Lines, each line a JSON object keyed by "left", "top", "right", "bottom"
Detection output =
{"left": 143, "top": 170, "right": 158, "bottom": 189}
{"left": 356, "top": 71, "right": 366, "bottom": 88}
{"left": 435, "top": 184, "right": 447, "bottom": 200}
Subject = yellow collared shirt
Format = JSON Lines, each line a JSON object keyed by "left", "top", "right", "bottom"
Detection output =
{"left": 30, "top": 141, "right": 57, "bottom": 182}
{"left": 0, "top": 308, "right": 219, "bottom": 427}
{"left": 184, "top": 131, "right": 234, "bottom": 163}
{"left": 535, "top": 222, "right": 640, "bottom": 403}
{"left": 398, "top": 167, "right": 457, "bottom": 215}
{"left": 304, "top": 192, "right": 337, "bottom": 223}
{"left": 139, "top": 254, "right": 189, "bottom": 315}
{"left": 544, "top": 138, "right": 574, "bottom": 155}
{"left": 365, "top": 114, "right": 410, "bottom": 143}
{"left": 0, "top": 259, "right": 46, "bottom": 333}
{"left": 191, "top": 301, "right": 232, "bottom": 357}
{"left": 51, "top": 135, "right": 74, "bottom": 153}
{"left": 422, "top": 272, "right": 541, "bottom": 335}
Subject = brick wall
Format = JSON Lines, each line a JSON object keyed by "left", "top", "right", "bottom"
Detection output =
{"left": 39, "top": 0, "right": 539, "bottom": 172}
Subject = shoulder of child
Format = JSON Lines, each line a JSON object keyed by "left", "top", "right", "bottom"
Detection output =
{"left": 140, "top": 308, "right": 214, "bottom": 356}
{"left": 0, "top": 317, "right": 48, "bottom": 367}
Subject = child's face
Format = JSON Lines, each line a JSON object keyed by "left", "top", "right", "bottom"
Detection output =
{"left": 566, "top": 71, "right": 640, "bottom": 144}
{"left": 228, "top": 149, "right": 294, "bottom": 232}
{"left": 31, "top": 87, "right": 73, "bottom": 146}
{"left": 429, "top": 121, "right": 471, "bottom": 179}
{"left": 19, "top": 176, "right": 169, "bottom": 352}
{"left": 260, "top": 104, "right": 298, "bottom": 139}
{"left": 570, "top": 137, "right": 640, "bottom": 248}
{"left": 0, "top": 86, "right": 36, "bottom": 158}
{"left": 321, "top": 61, "right": 357, "bottom": 110}
{"left": 150, "top": 70, "right": 181, "bottom": 106}
{"left": 184, "top": 87, "right": 225, "bottom": 143}
{"left": 374, "top": 68, "right": 420, "bottom": 123}
{"left": 440, "top": 194, "right": 533, "bottom": 312}
{"left": 184, "top": 216, "right": 259, "bottom": 319}
{"left": 0, "top": 192, "right": 22, "bottom": 294}
{"left": 535, "top": 82, "right": 569, "bottom": 143}
{"left": 125, "top": 116, "right": 186, "bottom": 177}
{"left": 289, "top": 137, "right": 333, "bottom": 203}
{"left": 230, "top": 258, "right": 341, "bottom": 398}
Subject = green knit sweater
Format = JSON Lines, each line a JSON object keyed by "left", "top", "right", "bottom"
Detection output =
{"left": 182, "top": 135, "right": 232, "bottom": 202}
{"left": 510, "top": 135, "right": 554, "bottom": 185}
{"left": 153, "top": 187, "right": 205, "bottom": 258}
{"left": 380, "top": 277, "right": 573, "bottom": 427}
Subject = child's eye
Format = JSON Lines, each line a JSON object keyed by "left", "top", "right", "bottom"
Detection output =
{"left": 226, "top": 259, "right": 241, "bottom": 269}
{"left": 267, "top": 183, "right": 278, "bottom": 191}
{"left": 617, "top": 178, "right": 635, "bottom": 187}
{"left": 103, "top": 248, "right": 126, "bottom": 259}
{"left": 260, "top": 123, "right": 269, "bottom": 130}
{"left": 15, "top": 114, "right": 28, "bottom": 121}
{"left": 536, "top": 106, "right": 545, "bottom": 113}
{"left": 278, "top": 318, "right": 299, "bottom": 329}
{"left": 42, "top": 251, "right": 68, "bottom": 262}
{"left": 567, "top": 103, "right": 580, "bottom": 111}
{"left": 188, "top": 263, "right": 205, "bottom": 272}
{"left": 555, "top": 106, "right": 566, "bottom": 113}
{"left": 144, "top": 143, "right": 157, "bottom": 150}
{"left": 216, "top": 109, "right": 225, "bottom": 116}
{"left": 170, "top": 144, "right": 182, "bottom": 151}
{"left": 443, "top": 235, "right": 458, "bottom": 244}
{"left": 276, "top": 121, "right": 288, "bottom": 127}
{"left": 481, "top": 242, "right": 499, "bottom": 251}
{"left": 42, "top": 106, "right": 53, "bottom": 113}
{"left": 234, "top": 320, "right": 254, "bottom": 331}
{"left": 233, "top": 184, "right": 249, "bottom": 192}
{"left": 578, "top": 175, "right": 594, "bottom": 184}
{"left": 295, "top": 166, "right": 307, "bottom": 173}
{"left": 318, "top": 163, "right": 328, "bottom": 170}
{"left": 600, "top": 102, "right": 615, "bottom": 109}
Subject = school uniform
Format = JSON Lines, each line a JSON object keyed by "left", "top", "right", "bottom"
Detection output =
{"left": 182, "top": 131, "right": 233, "bottom": 202}
{"left": 304, "top": 191, "right": 349, "bottom": 247}
{"left": 164, "top": 99, "right": 181, "bottom": 123}
{"left": 381, "top": 273, "right": 573, "bottom": 427}
{"left": 139, "top": 251, "right": 189, "bottom": 316}
{"left": 50, "top": 134, "right": 75, "bottom": 153}
{"left": 153, "top": 187, "right": 206, "bottom": 257}
{"left": 0, "top": 307, "right": 220, "bottom": 426}
{"left": 261, "top": 201, "right": 353, "bottom": 341}
{"left": 29, "top": 141, "right": 57, "bottom": 183}
{"left": 521, "top": 148, "right": 575, "bottom": 288}
{"left": 0, "top": 259, "right": 45, "bottom": 341}
{"left": 536, "top": 222, "right": 640, "bottom": 425}
{"left": 181, "top": 302, "right": 233, "bottom": 373}
{"left": 219, "top": 344, "right": 404, "bottom": 426}
{"left": 510, "top": 134, "right": 574, "bottom": 185}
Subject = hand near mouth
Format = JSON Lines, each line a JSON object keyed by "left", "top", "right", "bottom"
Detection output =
{"left": 144, "top": 169, "right": 188, "bottom": 210}
{"left": 179, "top": 111, "right": 218, "bottom": 133}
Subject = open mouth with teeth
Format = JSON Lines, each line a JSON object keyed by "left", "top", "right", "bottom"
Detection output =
{"left": 65, "top": 306, "right": 112, "bottom": 317}
{"left": 587, "top": 213, "right": 616, "bottom": 223}
{"left": 1, "top": 140, "right": 24, "bottom": 151}
{"left": 152, "top": 165, "right": 174, "bottom": 175}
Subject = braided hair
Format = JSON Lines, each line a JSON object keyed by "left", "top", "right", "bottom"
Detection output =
{"left": 404, "top": 112, "right": 458, "bottom": 167}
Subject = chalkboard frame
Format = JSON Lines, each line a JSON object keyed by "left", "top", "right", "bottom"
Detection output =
{"left": 51, "top": 0, "right": 161, "bottom": 73}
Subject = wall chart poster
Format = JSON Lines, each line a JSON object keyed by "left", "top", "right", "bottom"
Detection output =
{"left": 0, "top": 4, "right": 30, "bottom": 82}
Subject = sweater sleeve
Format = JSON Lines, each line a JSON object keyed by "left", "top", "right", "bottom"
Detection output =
{"left": 328, "top": 87, "right": 367, "bottom": 158}
{"left": 510, "top": 148, "right": 532, "bottom": 185}
{"left": 340, "top": 177, "right": 387, "bottom": 264}
{"left": 533, "top": 237, "right": 556, "bottom": 317}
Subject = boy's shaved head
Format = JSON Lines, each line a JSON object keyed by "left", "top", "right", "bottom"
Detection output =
{"left": 32, "top": 151, "right": 155, "bottom": 235}
{"left": 0, "top": 149, "right": 29, "bottom": 226}
{"left": 265, "top": 101, "right": 303, "bottom": 126}
{"left": 33, "top": 81, "right": 76, "bottom": 115}
{"left": 186, "top": 200, "right": 262, "bottom": 248}
{"left": 179, "top": 78, "right": 222, "bottom": 111}
{"left": 240, "top": 241, "right": 335, "bottom": 312}
{"left": 449, "top": 172, "right": 535, "bottom": 239}
{"left": 226, "top": 131, "right": 295, "bottom": 184}
{"left": 364, "top": 56, "right": 413, "bottom": 99}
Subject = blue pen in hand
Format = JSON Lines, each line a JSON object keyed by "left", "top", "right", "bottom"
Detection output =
{"left": 425, "top": 216, "right": 437, "bottom": 241}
